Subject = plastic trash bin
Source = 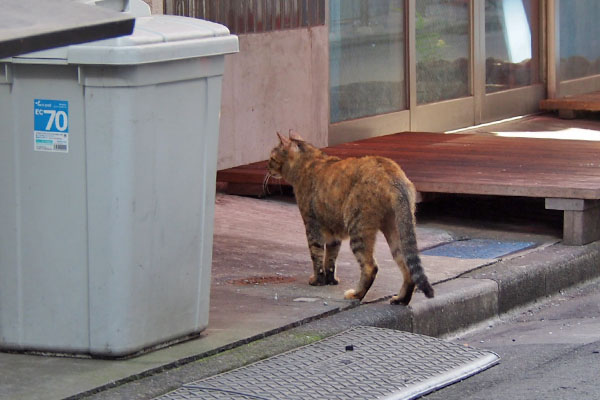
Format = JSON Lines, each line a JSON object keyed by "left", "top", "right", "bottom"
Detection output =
{"left": 0, "top": 5, "right": 238, "bottom": 357}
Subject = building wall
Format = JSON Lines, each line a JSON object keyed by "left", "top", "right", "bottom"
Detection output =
{"left": 217, "top": 27, "right": 329, "bottom": 170}
{"left": 146, "top": 1, "right": 329, "bottom": 170}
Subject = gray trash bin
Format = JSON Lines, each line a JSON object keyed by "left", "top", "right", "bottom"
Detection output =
{"left": 0, "top": 4, "right": 238, "bottom": 357}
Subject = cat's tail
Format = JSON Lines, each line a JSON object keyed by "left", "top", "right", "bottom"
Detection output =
{"left": 392, "top": 182, "right": 435, "bottom": 299}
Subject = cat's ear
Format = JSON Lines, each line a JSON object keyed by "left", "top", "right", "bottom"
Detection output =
{"left": 289, "top": 130, "right": 304, "bottom": 142}
{"left": 277, "top": 131, "right": 291, "bottom": 146}
{"left": 290, "top": 139, "right": 305, "bottom": 154}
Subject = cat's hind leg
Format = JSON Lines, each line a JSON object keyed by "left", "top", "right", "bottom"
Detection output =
{"left": 344, "top": 231, "right": 378, "bottom": 301}
{"left": 382, "top": 219, "right": 415, "bottom": 305}
{"left": 324, "top": 239, "right": 341, "bottom": 285}
{"left": 390, "top": 258, "right": 415, "bottom": 305}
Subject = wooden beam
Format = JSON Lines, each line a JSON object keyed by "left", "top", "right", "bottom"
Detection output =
{"left": 540, "top": 91, "right": 600, "bottom": 112}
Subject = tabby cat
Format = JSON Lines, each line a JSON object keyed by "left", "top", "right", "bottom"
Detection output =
{"left": 267, "top": 132, "right": 434, "bottom": 305}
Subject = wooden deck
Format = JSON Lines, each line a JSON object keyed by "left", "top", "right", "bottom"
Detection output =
{"left": 217, "top": 132, "right": 600, "bottom": 245}
{"left": 540, "top": 91, "right": 600, "bottom": 118}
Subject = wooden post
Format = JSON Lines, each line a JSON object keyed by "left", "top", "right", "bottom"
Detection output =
{"left": 546, "top": 198, "right": 600, "bottom": 245}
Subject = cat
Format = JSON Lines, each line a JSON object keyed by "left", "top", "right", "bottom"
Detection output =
{"left": 267, "top": 132, "right": 434, "bottom": 305}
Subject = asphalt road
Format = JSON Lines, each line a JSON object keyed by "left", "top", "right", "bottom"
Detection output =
{"left": 423, "top": 278, "right": 600, "bottom": 400}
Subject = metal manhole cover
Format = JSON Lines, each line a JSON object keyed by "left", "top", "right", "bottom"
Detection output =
{"left": 156, "top": 326, "right": 499, "bottom": 400}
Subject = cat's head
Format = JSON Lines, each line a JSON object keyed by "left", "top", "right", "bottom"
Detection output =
{"left": 268, "top": 131, "right": 308, "bottom": 179}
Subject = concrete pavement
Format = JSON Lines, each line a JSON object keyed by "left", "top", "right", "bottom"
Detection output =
{"left": 86, "top": 209, "right": 600, "bottom": 400}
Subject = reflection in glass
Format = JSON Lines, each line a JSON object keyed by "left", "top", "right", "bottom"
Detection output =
{"left": 485, "top": 0, "right": 538, "bottom": 93}
{"left": 416, "top": 0, "right": 470, "bottom": 104}
{"left": 559, "top": 0, "right": 600, "bottom": 81}
{"left": 329, "top": 1, "right": 405, "bottom": 123}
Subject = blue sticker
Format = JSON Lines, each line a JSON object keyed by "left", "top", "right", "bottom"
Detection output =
{"left": 34, "top": 99, "right": 69, "bottom": 152}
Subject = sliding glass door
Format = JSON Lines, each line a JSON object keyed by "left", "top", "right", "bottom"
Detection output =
{"left": 485, "top": 0, "right": 539, "bottom": 94}
{"left": 410, "top": 0, "right": 473, "bottom": 131}
{"left": 480, "top": 0, "right": 544, "bottom": 122}
{"left": 329, "top": 0, "right": 546, "bottom": 142}
{"left": 552, "top": 0, "right": 600, "bottom": 97}
{"left": 329, "top": 1, "right": 406, "bottom": 123}
{"left": 329, "top": 0, "right": 409, "bottom": 144}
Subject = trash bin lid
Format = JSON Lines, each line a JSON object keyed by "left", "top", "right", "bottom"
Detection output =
{"left": 6, "top": 15, "right": 239, "bottom": 65}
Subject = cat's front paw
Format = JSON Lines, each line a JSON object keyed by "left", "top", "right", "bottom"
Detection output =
{"left": 326, "top": 276, "right": 339, "bottom": 285}
{"left": 309, "top": 275, "right": 327, "bottom": 286}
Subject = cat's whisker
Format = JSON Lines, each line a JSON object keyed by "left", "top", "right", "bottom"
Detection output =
{"left": 263, "top": 172, "right": 272, "bottom": 196}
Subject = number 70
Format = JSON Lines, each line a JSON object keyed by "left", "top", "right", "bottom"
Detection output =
{"left": 44, "top": 110, "right": 68, "bottom": 132}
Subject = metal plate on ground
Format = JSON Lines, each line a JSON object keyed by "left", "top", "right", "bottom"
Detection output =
{"left": 422, "top": 239, "right": 535, "bottom": 259}
{"left": 156, "top": 326, "right": 499, "bottom": 400}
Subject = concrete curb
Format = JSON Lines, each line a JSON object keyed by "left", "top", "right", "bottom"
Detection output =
{"left": 465, "top": 241, "right": 600, "bottom": 313}
{"left": 83, "top": 241, "right": 600, "bottom": 400}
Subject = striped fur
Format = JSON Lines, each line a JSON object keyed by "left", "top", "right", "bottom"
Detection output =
{"left": 268, "top": 133, "right": 434, "bottom": 305}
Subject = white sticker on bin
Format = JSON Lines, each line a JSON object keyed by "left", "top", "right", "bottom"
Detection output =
{"left": 34, "top": 99, "right": 69, "bottom": 153}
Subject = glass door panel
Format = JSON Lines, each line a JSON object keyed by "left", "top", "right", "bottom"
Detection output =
{"left": 481, "top": 0, "right": 543, "bottom": 123}
{"left": 485, "top": 0, "right": 539, "bottom": 93}
{"left": 329, "top": 0, "right": 406, "bottom": 123}
{"left": 559, "top": 0, "right": 600, "bottom": 81}
{"left": 415, "top": 0, "right": 471, "bottom": 104}
{"left": 328, "top": 0, "right": 548, "bottom": 141}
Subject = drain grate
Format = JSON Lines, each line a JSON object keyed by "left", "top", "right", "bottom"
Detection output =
{"left": 156, "top": 326, "right": 499, "bottom": 400}
{"left": 422, "top": 238, "right": 535, "bottom": 259}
